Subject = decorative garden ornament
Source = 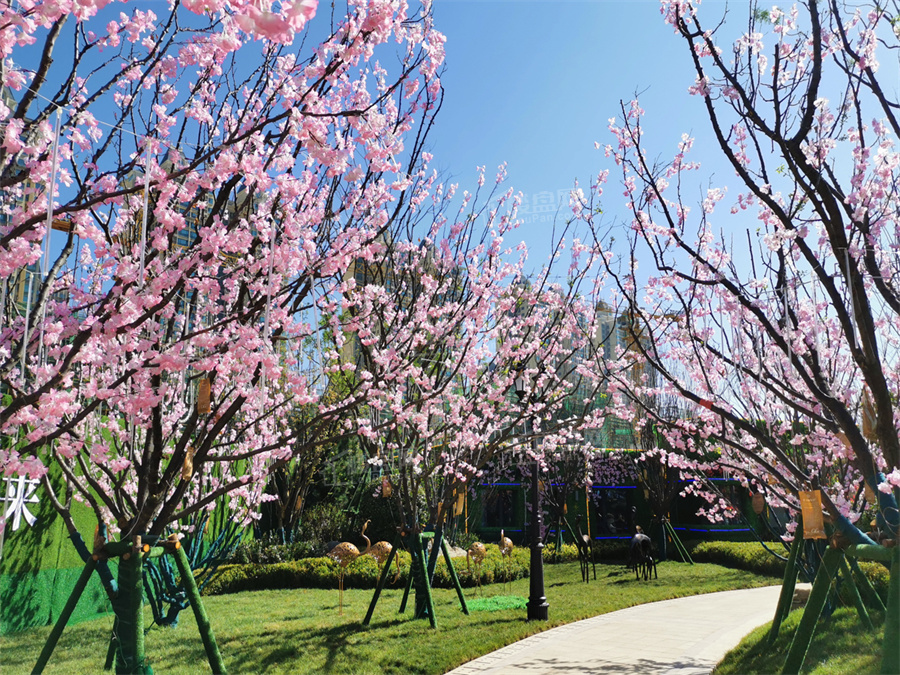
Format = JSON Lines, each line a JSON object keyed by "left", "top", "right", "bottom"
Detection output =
{"left": 327, "top": 520, "right": 372, "bottom": 615}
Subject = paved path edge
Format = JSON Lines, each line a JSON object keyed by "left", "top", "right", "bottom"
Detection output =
{"left": 445, "top": 584, "right": 782, "bottom": 675}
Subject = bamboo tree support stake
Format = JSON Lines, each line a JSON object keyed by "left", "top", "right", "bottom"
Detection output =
{"left": 410, "top": 533, "right": 437, "bottom": 628}
{"left": 845, "top": 543, "right": 893, "bottom": 562}
{"left": 399, "top": 558, "right": 414, "bottom": 615}
{"left": 663, "top": 520, "right": 693, "bottom": 564}
{"left": 104, "top": 618, "right": 119, "bottom": 672}
{"left": 768, "top": 532, "right": 803, "bottom": 645}
{"left": 68, "top": 529, "right": 118, "bottom": 595}
{"left": 172, "top": 544, "right": 227, "bottom": 675}
{"left": 585, "top": 488, "right": 591, "bottom": 543}
{"left": 846, "top": 556, "right": 886, "bottom": 612}
{"left": 838, "top": 555, "right": 874, "bottom": 630}
{"left": 880, "top": 547, "right": 899, "bottom": 675}
{"left": 425, "top": 529, "right": 441, "bottom": 584}
{"left": 398, "top": 531, "right": 415, "bottom": 614}
{"left": 32, "top": 557, "right": 98, "bottom": 674}
{"left": 363, "top": 535, "right": 400, "bottom": 626}
{"left": 441, "top": 537, "right": 469, "bottom": 615}
{"left": 782, "top": 546, "right": 843, "bottom": 674}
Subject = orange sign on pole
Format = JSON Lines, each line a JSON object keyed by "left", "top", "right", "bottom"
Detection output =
{"left": 454, "top": 489, "right": 465, "bottom": 516}
{"left": 799, "top": 490, "right": 827, "bottom": 539}
{"left": 198, "top": 378, "right": 211, "bottom": 414}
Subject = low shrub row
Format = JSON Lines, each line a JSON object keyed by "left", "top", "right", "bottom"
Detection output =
{"left": 688, "top": 541, "right": 789, "bottom": 578}
{"left": 592, "top": 540, "right": 633, "bottom": 562}
{"left": 543, "top": 540, "right": 632, "bottom": 563}
{"left": 203, "top": 537, "right": 891, "bottom": 605}
{"left": 850, "top": 560, "right": 890, "bottom": 599}
{"left": 229, "top": 539, "right": 324, "bottom": 565}
{"left": 686, "top": 540, "right": 891, "bottom": 600}
{"left": 203, "top": 544, "right": 530, "bottom": 596}
{"left": 542, "top": 543, "right": 580, "bottom": 564}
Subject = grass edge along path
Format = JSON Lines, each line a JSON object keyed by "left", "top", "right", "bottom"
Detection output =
{"left": 1, "top": 561, "right": 774, "bottom": 674}
{"left": 713, "top": 605, "right": 884, "bottom": 675}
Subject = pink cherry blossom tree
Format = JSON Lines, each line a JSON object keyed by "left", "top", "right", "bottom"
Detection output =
{"left": 0, "top": 0, "right": 447, "bottom": 670}
{"left": 585, "top": 1, "right": 898, "bottom": 667}
{"left": 341, "top": 169, "right": 610, "bottom": 618}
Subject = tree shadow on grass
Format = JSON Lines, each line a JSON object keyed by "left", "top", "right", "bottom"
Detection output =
{"left": 212, "top": 611, "right": 532, "bottom": 674}
{"left": 1, "top": 614, "right": 115, "bottom": 672}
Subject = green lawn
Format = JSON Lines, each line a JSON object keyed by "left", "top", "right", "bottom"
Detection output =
{"left": 1, "top": 561, "right": 774, "bottom": 674}
{"left": 713, "top": 605, "right": 884, "bottom": 675}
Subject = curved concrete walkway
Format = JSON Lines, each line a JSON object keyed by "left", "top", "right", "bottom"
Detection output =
{"left": 446, "top": 585, "right": 781, "bottom": 675}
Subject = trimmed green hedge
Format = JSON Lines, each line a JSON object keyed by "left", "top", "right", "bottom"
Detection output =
{"left": 542, "top": 543, "right": 580, "bottom": 564}
{"left": 543, "top": 540, "right": 632, "bottom": 563}
{"left": 687, "top": 540, "right": 891, "bottom": 599}
{"left": 688, "top": 541, "right": 789, "bottom": 578}
{"left": 203, "top": 544, "right": 530, "bottom": 596}
{"left": 853, "top": 560, "right": 890, "bottom": 599}
{"left": 593, "top": 540, "right": 633, "bottom": 562}
{"left": 202, "top": 538, "right": 891, "bottom": 604}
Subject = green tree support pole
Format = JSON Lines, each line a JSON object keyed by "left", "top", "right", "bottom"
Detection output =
{"left": 440, "top": 537, "right": 468, "bottom": 614}
{"left": 782, "top": 546, "right": 842, "bottom": 675}
{"left": 398, "top": 532, "right": 414, "bottom": 614}
{"left": 173, "top": 544, "right": 226, "bottom": 675}
{"left": 69, "top": 528, "right": 118, "bottom": 596}
{"left": 104, "top": 617, "right": 119, "bottom": 671}
{"left": 880, "top": 547, "right": 899, "bottom": 675}
{"left": 845, "top": 544, "right": 893, "bottom": 562}
{"left": 846, "top": 557, "right": 886, "bottom": 612}
{"left": 769, "top": 533, "right": 803, "bottom": 645}
{"left": 32, "top": 557, "right": 98, "bottom": 674}
{"left": 399, "top": 563, "right": 414, "bottom": 614}
{"left": 410, "top": 533, "right": 436, "bottom": 628}
{"left": 839, "top": 555, "right": 874, "bottom": 631}
{"left": 663, "top": 520, "right": 693, "bottom": 564}
{"left": 363, "top": 535, "right": 400, "bottom": 626}
{"left": 425, "top": 528, "right": 442, "bottom": 583}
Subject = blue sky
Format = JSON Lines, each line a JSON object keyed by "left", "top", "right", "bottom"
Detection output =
{"left": 425, "top": 0, "right": 730, "bottom": 267}
{"left": 23, "top": 0, "right": 744, "bottom": 281}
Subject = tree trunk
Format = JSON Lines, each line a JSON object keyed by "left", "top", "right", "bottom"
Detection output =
{"left": 112, "top": 547, "right": 150, "bottom": 674}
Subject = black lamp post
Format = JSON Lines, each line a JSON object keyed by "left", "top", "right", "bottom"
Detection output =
{"left": 515, "top": 376, "right": 549, "bottom": 621}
